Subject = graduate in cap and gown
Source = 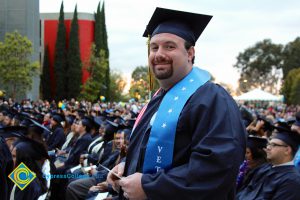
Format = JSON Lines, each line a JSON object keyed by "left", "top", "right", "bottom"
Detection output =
{"left": 237, "top": 128, "right": 300, "bottom": 200}
{"left": 7, "top": 129, "right": 50, "bottom": 200}
{"left": 236, "top": 136, "right": 268, "bottom": 192}
{"left": 46, "top": 113, "right": 66, "bottom": 151}
{"left": 107, "top": 7, "right": 247, "bottom": 200}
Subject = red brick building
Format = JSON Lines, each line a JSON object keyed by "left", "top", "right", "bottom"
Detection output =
{"left": 40, "top": 13, "right": 95, "bottom": 93}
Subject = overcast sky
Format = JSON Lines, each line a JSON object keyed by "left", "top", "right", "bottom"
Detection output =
{"left": 40, "top": 0, "right": 300, "bottom": 89}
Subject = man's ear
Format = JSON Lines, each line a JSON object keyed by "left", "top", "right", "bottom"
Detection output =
{"left": 187, "top": 46, "right": 195, "bottom": 62}
{"left": 285, "top": 146, "right": 292, "bottom": 156}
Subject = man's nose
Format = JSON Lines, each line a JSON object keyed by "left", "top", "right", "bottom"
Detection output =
{"left": 154, "top": 48, "right": 167, "bottom": 61}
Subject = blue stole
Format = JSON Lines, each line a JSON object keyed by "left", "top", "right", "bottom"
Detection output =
{"left": 143, "top": 67, "right": 211, "bottom": 173}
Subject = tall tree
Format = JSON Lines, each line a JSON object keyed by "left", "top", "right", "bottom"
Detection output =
{"left": 290, "top": 72, "right": 300, "bottom": 105}
{"left": 281, "top": 68, "right": 300, "bottom": 105}
{"left": 0, "top": 31, "right": 39, "bottom": 99}
{"left": 54, "top": 2, "right": 67, "bottom": 100}
{"left": 40, "top": 45, "right": 52, "bottom": 100}
{"left": 67, "top": 5, "right": 82, "bottom": 99}
{"left": 282, "top": 37, "right": 300, "bottom": 78}
{"left": 100, "top": 2, "right": 110, "bottom": 101}
{"left": 94, "top": 2, "right": 102, "bottom": 56}
{"left": 80, "top": 45, "right": 107, "bottom": 102}
{"left": 234, "top": 39, "right": 283, "bottom": 93}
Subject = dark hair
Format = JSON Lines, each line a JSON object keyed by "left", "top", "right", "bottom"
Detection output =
{"left": 248, "top": 145, "right": 267, "bottom": 161}
{"left": 184, "top": 41, "right": 195, "bottom": 64}
{"left": 81, "top": 120, "right": 92, "bottom": 133}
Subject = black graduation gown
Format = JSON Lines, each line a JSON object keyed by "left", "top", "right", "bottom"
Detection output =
{"left": 124, "top": 82, "right": 247, "bottom": 200}
{"left": 0, "top": 136, "right": 13, "bottom": 200}
{"left": 94, "top": 150, "right": 121, "bottom": 183}
{"left": 64, "top": 133, "right": 93, "bottom": 168}
{"left": 237, "top": 164, "right": 300, "bottom": 200}
{"left": 11, "top": 179, "right": 44, "bottom": 200}
{"left": 47, "top": 125, "right": 66, "bottom": 151}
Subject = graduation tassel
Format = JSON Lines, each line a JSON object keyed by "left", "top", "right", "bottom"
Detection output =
{"left": 147, "top": 34, "right": 154, "bottom": 94}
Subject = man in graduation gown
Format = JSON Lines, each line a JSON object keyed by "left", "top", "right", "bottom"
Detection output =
{"left": 107, "top": 7, "right": 247, "bottom": 200}
{"left": 237, "top": 130, "right": 300, "bottom": 200}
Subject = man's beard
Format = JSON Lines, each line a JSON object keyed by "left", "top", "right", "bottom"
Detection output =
{"left": 152, "top": 64, "right": 173, "bottom": 80}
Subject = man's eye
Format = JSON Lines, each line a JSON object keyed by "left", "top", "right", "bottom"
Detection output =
{"left": 151, "top": 46, "right": 158, "bottom": 51}
{"left": 166, "top": 45, "right": 175, "bottom": 50}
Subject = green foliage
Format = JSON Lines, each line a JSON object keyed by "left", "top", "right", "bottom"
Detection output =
{"left": 234, "top": 39, "right": 283, "bottom": 93}
{"left": 109, "top": 71, "right": 127, "bottom": 102}
{"left": 0, "top": 31, "right": 39, "bottom": 99}
{"left": 100, "top": 2, "right": 110, "bottom": 101}
{"left": 282, "top": 37, "right": 300, "bottom": 78}
{"left": 290, "top": 73, "right": 300, "bottom": 105}
{"left": 281, "top": 68, "right": 300, "bottom": 105}
{"left": 54, "top": 2, "right": 67, "bottom": 100}
{"left": 129, "top": 66, "right": 159, "bottom": 101}
{"left": 67, "top": 5, "right": 82, "bottom": 99}
{"left": 79, "top": 46, "right": 107, "bottom": 102}
{"left": 94, "top": 2, "right": 102, "bottom": 56}
{"left": 100, "top": 2, "right": 109, "bottom": 58}
{"left": 40, "top": 45, "right": 52, "bottom": 100}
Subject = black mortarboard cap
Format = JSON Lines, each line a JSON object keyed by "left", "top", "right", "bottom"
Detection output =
{"left": 247, "top": 136, "right": 268, "bottom": 149}
{"left": 143, "top": 7, "right": 212, "bottom": 45}
{"left": 272, "top": 121, "right": 291, "bottom": 133}
{"left": 66, "top": 115, "right": 76, "bottom": 125}
{"left": 104, "top": 120, "right": 119, "bottom": 141}
{"left": 272, "top": 128, "right": 300, "bottom": 153}
{"left": 82, "top": 116, "right": 94, "bottom": 130}
{"left": 28, "top": 118, "right": 52, "bottom": 134}
{"left": 52, "top": 113, "right": 65, "bottom": 124}
{"left": 14, "top": 137, "right": 49, "bottom": 160}
{"left": 0, "top": 126, "right": 28, "bottom": 138}
{"left": 93, "top": 116, "right": 104, "bottom": 128}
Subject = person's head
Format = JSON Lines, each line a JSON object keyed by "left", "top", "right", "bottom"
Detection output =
{"left": 144, "top": 7, "right": 212, "bottom": 89}
{"left": 43, "top": 113, "right": 51, "bottom": 123}
{"left": 75, "top": 118, "right": 92, "bottom": 135}
{"left": 50, "top": 113, "right": 64, "bottom": 128}
{"left": 3, "top": 114, "right": 13, "bottom": 126}
{"left": 98, "top": 123, "right": 106, "bottom": 137}
{"left": 246, "top": 136, "right": 267, "bottom": 169}
{"left": 266, "top": 131, "right": 299, "bottom": 165}
{"left": 113, "top": 130, "right": 125, "bottom": 150}
{"left": 12, "top": 139, "right": 49, "bottom": 193}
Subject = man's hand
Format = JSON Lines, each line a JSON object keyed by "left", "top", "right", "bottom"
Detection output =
{"left": 56, "top": 148, "right": 66, "bottom": 156}
{"left": 119, "top": 173, "right": 147, "bottom": 200}
{"left": 97, "top": 181, "right": 109, "bottom": 192}
{"left": 106, "top": 162, "right": 125, "bottom": 192}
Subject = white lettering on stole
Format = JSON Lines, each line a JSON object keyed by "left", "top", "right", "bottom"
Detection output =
{"left": 155, "top": 146, "right": 163, "bottom": 172}
{"left": 156, "top": 156, "right": 162, "bottom": 163}
{"left": 155, "top": 166, "right": 161, "bottom": 172}
{"left": 158, "top": 146, "right": 163, "bottom": 153}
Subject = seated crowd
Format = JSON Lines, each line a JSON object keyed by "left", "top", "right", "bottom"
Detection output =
{"left": 0, "top": 99, "right": 299, "bottom": 200}
{"left": 0, "top": 99, "right": 137, "bottom": 200}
